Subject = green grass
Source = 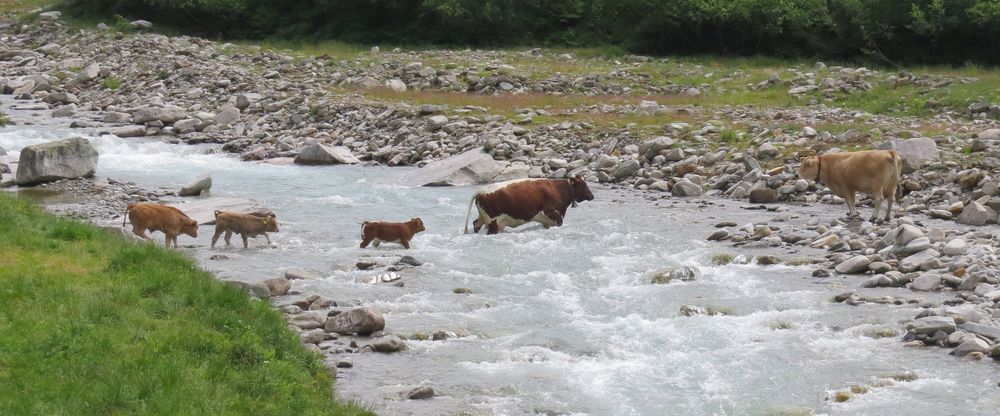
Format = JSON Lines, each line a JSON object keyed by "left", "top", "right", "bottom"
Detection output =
{"left": 102, "top": 75, "right": 122, "bottom": 90}
{"left": 0, "top": 194, "right": 371, "bottom": 416}
{"left": 0, "top": 111, "right": 8, "bottom": 127}
{"left": 0, "top": 0, "right": 52, "bottom": 14}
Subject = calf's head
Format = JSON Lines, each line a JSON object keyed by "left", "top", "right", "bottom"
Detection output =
{"left": 569, "top": 175, "right": 595, "bottom": 202}
{"left": 182, "top": 218, "right": 199, "bottom": 238}
{"left": 797, "top": 156, "right": 820, "bottom": 181}
{"left": 259, "top": 215, "right": 279, "bottom": 232}
{"left": 408, "top": 218, "right": 426, "bottom": 233}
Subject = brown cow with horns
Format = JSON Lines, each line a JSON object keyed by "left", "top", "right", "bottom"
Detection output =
{"left": 464, "top": 176, "right": 595, "bottom": 234}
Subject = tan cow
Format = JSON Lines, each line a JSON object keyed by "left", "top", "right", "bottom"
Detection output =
{"left": 123, "top": 203, "right": 199, "bottom": 248}
{"left": 360, "top": 218, "right": 425, "bottom": 249}
{"left": 797, "top": 149, "right": 902, "bottom": 222}
{"left": 211, "top": 210, "right": 279, "bottom": 248}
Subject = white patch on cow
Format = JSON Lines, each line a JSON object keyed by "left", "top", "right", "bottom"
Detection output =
{"left": 476, "top": 207, "right": 554, "bottom": 230}
{"left": 476, "top": 178, "right": 544, "bottom": 196}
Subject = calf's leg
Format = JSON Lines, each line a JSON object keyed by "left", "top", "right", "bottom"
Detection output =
{"left": 131, "top": 226, "right": 152, "bottom": 240}
{"left": 401, "top": 238, "right": 410, "bottom": 249}
{"left": 211, "top": 228, "right": 224, "bottom": 248}
{"left": 241, "top": 233, "right": 249, "bottom": 248}
{"left": 263, "top": 233, "right": 272, "bottom": 245}
{"left": 224, "top": 230, "right": 233, "bottom": 246}
{"left": 869, "top": 192, "right": 884, "bottom": 223}
{"left": 844, "top": 191, "right": 858, "bottom": 218}
{"left": 884, "top": 186, "right": 896, "bottom": 222}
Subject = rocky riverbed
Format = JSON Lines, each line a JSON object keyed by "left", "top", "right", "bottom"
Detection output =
{"left": 3, "top": 11, "right": 1000, "bottom": 414}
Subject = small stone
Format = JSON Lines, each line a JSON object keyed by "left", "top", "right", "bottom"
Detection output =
{"left": 407, "top": 386, "right": 435, "bottom": 400}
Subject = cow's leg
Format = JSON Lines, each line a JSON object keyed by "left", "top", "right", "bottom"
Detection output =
{"left": 224, "top": 230, "right": 233, "bottom": 246}
{"left": 884, "top": 186, "right": 896, "bottom": 222}
{"left": 360, "top": 237, "right": 372, "bottom": 248}
{"left": 263, "top": 233, "right": 272, "bottom": 245}
{"left": 870, "top": 192, "right": 884, "bottom": 223}
{"left": 400, "top": 238, "right": 410, "bottom": 249}
{"left": 241, "top": 233, "right": 249, "bottom": 248}
{"left": 487, "top": 221, "right": 500, "bottom": 235}
{"left": 211, "top": 228, "right": 224, "bottom": 248}
{"left": 542, "top": 207, "right": 564, "bottom": 228}
{"left": 132, "top": 226, "right": 152, "bottom": 241}
{"left": 473, "top": 218, "right": 484, "bottom": 233}
{"left": 844, "top": 192, "right": 858, "bottom": 218}
{"left": 165, "top": 233, "right": 175, "bottom": 248}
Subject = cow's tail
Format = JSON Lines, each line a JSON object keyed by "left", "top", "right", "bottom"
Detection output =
{"left": 122, "top": 203, "right": 134, "bottom": 227}
{"left": 892, "top": 151, "right": 903, "bottom": 202}
{"left": 463, "top": 194, "right": 477, "bottom": 234}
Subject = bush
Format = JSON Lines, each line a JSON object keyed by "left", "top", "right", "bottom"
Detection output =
{"left": 61, "top": 0, "right": 1000, "bottom": 64}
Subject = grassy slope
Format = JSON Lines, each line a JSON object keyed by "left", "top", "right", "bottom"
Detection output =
{"left": 0, "top": 193, "right": 371, "bottom": 416}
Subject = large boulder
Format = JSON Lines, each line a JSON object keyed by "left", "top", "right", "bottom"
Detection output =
{"left": 293, "top": 143, "right": 361, "bottom": 165}
{"left": 16, "top": 138, "right": 98, "bottom": 186}
{"left": 909, "top": 316, "right": 956, "bottom": 334}
{"left": 178, "top": 174, "right": 212, "bottom": 197}
{"left": 898, "top": 248, "right": 940, "bottom": 273}
{"left": 396, "top": 147, "right": 525, "bottom": 186}
{"left": 877, "top": 138, "right": 939, "bottom": 173}
{"left": 956, "top": 201, "right": 997, "bottom": 226}
{"left": 671, "top": 178, "right": 703, "bottom": 197}
{"left": 324, "top": 307, "right": 385, "bottom": 335}
{"left": 611, "top": 159, "right": 640, "bottom": 181}
{"left": 638, "top": 136, "right": 673, "bottom": 160}
{"left": 835, "top": 255, "right": 870, "bottom": 274}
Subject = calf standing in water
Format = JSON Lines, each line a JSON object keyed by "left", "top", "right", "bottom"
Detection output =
{"left": 360, "top": 218, "right": 425, "bottom": 249}
{"left": 123, "top": 203, "right": 199, "bottom": 248}
{"left": 211, "top": 210, "right": 279, "bottom": 248}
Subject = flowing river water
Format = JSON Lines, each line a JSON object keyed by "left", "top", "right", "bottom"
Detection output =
{"left": 2, "top": 119, "right": 1000, "bottom": 415}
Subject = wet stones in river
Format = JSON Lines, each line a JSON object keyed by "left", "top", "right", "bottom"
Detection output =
{"left": 950, "top": 338, "right": 990, "bottom": 357}
{"left": 406, "top": 386, "right": 434, "bottom": 400}
{"left": 262, "top": 276, "right": 291, "bottom": 296}
{"left": 909, "top": 273, "right": 942, "bottom": 291}
{"left": 908, "top": 316, "right": 957, "bottom": 335}
{"left": 650, "top": 266, "right": 698, "bottom": 284}
{"left": 222, "top": 279, "right": 271, "bottom": 299}
{"left": 834, "top": 255, "right": 870, "bottom": 274}
{"left": 325, "top": 307, "right": 385, "bottom": 336}
{"left": 363, "top": 335, "right": 407, "bottom": 353}
{"left": 294, "top": 143, "right": 361, "bottom": 165}
{"left": 898, "top": 249, "right": 940, "bottom": 273}
{"left": 178, "top": 174, "right": 212, "bottom": 196}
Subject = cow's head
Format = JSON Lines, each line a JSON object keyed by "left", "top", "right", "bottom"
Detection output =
{"left": 797, "top": 156, "right": 820, "bottom": 182}
{"left": 182, "top": 218, "right": 198, "bottom": 238}
{"left": 409, "top": 218, "right": 426, "bottom": 233}
{"left": 568, "top": 175, "right": 594, "bottom": 203}
{"left": 259, "top": 215, "right": 279, "bottom": 232}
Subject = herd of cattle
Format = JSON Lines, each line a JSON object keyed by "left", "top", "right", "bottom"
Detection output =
{"left": 122, "top": 149, "right": 903, "bottom": 249}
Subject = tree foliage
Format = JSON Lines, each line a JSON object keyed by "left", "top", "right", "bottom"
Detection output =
{"left": 64, "top": 0, "right": 1000, "bottom": 64}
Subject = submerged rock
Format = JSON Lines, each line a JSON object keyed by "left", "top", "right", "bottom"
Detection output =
{"left": 324, "top": 307, "right": 385, "bottom": 335}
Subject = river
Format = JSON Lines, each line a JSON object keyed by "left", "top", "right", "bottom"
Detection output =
{"left": 2, "top": 121, "right": 999, "bottom": 415}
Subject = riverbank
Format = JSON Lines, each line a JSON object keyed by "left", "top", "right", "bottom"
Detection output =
{"left": 0, "top": 192, "right": 371, "bottom": 415}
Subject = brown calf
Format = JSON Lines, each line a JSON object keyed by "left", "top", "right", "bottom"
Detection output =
{"left": 211, "top": 210, "right": 279, "bottom": 248}
{"left": 360, "top": 218, "right": 425, "bottom": 249}
{"left": 123, "top": 203, "right": 198, "bottom": 248}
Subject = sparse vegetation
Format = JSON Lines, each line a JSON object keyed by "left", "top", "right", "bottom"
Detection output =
{"left": 769, "top": 320, "right": 798, "bottom": 330}
{"left": 102, "top": 75, "right": 122, "bottom": 90}
{"left": 0, "top": 111, "right": 8, "bottom": 127}
{"left": 0, "top": 194, "right": 371, "bottom": 416}
{"left": 709, "top": 253, "right": 736, "bottom": 266}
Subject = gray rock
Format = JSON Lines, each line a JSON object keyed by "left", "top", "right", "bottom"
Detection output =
{"left": 638, "top": 136, "right": 673, "bottom": 160}
{"left": 365, "top": 335, "right": 407, "bottom": 353}
{"left": 893, "top": 224, "right": 924, "bottom": 246}
{"left": 910, "top": 273, "right": 942, "bottom": 291}
{"left": 133, "top": 106, "right": 186, "bottom": 124}
{"left": 956, "top": 201, "right": 997, "bottom": 226}
{"left": 976, "top": 128, "right": 1000, "bottom": 141}
{"left": 173, "top": 118, "right": 200, "bottom": 133}
{"left": 51, "top": 104, "right": 77, "bottom": 118}
{"left": 178, "top": 174, "right": 212, "bottom": 197}
{"left": 788, "top": 85, "right": 818, "bottom": 95}
{"left": 103, "top": 112, "right": 132, "bottom": 123}
{"left": 235, "top": 93, "right": 263, "bottom": 109}
{"left": 44, "top": 91, "right": 79, "bottom": 105}
{"left": 397, "top": 147, "right": 524, "bottom": 186}
{"left": 671, "top": 178, "right": 703, "bottom": 197}
{"left": 386, "top": 79, "right": 407, "bottom": 92}
{"left": 222, "top": 280, "right": 271, "bottom": 298}
{"left": 910, "top": 316, "right": 956, "bottom": 334}
{"left": 943, "top": 238, "right": 967, "bottom": 256}
{"left": 835, "top": 255, "right": 870, "bottom": 274}
{"left": 213, "top": 107, "right": 241, "bottom": 127}
{"left": 130, "top": 19, "right": 153, "bottom": 29}
{"left": 648, "top": 181, "right": 671, "bottom": 192}
{"left": 950, "top": 338, "right": 990, "bottom": 357}
{"left": 105, "top": 125, "right": 146, "bottom": 138}
{"left": 757, "top": 143, "right": 779, "bottom": 159}
{"left": 407, "top": 386, "right": 434, "bottom": 400}
{"left": 959, "top": 322, "right": 1000, "bottom": 340}
{"left": 294, "top": 143, "right": 361, "bottom": 165}
{"left": 76, "top": 63, "right": 100, "bottom": 83}
{"left": 877, "top": 138, "right": 939, "bottom": 173}
{"left": 16, "top": 137, "right": 98, "bottom": 186}
{"left": 869, "top": 262, "right": 892, "bottom": 273}
{"left": 900, "top": 237, "right": 930, "bottom": 254}
{"left": 611, "top": 159, "right": 640, "bottom": 181}
{"left": 899, "top": 249, "right": 940, "bottom": 273}
{"left": 425, "top": 115, "right": 449, "bottom": 131}
{"left": 262, "top": 277, "right": 291, "bottom": 296}
{"left": 748, "top": 188, "right": 779, "bottom": 203}
{"left": 324, "top": 307, "right": 385, "bottom": 335}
